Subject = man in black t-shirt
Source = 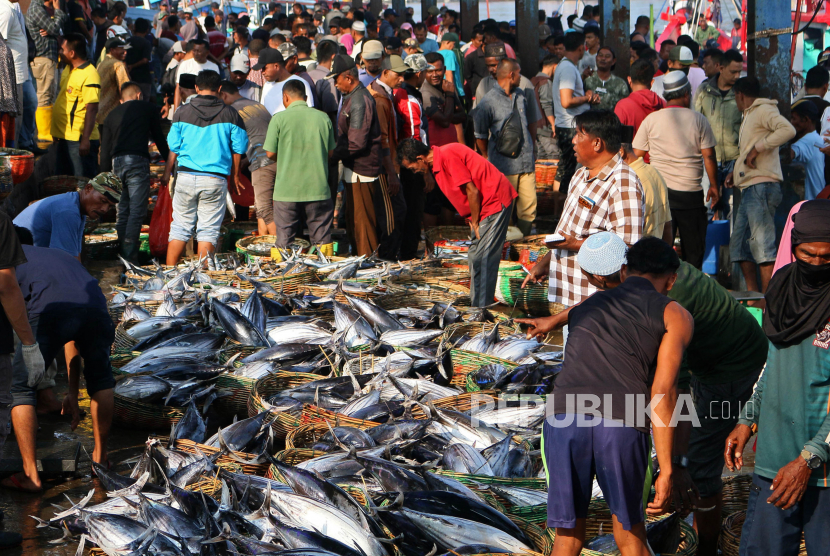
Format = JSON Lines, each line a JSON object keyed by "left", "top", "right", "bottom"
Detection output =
{"left": 125, "top": 18, "right": 155, "bottom": 101}
{"left": 0, "top": 211, "right": 44, "bottom": 546}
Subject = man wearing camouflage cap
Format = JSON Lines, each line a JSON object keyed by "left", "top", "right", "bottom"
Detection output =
{"left": 14, "top": 172, "right": 122, "bottom": 259}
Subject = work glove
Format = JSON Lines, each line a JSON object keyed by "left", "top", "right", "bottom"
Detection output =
{"left": 21, "top": 343, "right": 45, "bottom": 388}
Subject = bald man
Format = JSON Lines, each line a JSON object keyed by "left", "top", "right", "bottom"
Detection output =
{"left": 473, "top": 58, "right": 538, "bottom": 236}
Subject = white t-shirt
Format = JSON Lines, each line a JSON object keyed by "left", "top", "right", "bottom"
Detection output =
{"left": 261, "top": 75, "right": 315, "bottom": 114}
{"left": 176, "top": 58, "right": 221, "bottom": 83}
{"left": 652, "top": 67, "right": 706, "bottom": 102}
{"left": 0, "top": 1, "right": 28, "bottom": 83}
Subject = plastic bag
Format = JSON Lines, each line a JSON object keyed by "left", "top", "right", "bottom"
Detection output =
{"left": 149, "top": 185, "right": 173, "bottom": 258}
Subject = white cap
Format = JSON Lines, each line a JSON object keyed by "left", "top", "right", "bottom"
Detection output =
{"left": 182, "top": 6, "right": 193, "bottom": 13}
{"left": 352, "top": 20, "right": 366, "bottom": 33}
{"left": 230, "top": 54, "right": 250, "bottom": 73}
{"left": 171, "top": 41, "right": 185, "bottom": 54}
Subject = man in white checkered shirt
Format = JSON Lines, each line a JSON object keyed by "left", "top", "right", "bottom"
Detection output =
{"left": 524, "top": 110, "right": 644, "bottom": 307}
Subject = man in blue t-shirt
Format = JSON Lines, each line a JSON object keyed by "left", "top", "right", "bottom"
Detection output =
{"left": 13, "top": 173, "right": 122, "bottom": 258}
{"left": 2, "top": 231, "right": 114, "bottom": 493}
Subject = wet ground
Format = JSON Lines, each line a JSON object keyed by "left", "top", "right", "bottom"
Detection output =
{"left": 0, "top": 259, "right": 150, "bottom": 555}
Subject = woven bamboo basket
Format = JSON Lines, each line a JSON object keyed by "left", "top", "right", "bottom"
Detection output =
{"left": 720, "top": 511, "right": 806, "bottom": 556}
{"left": 107, "top": 299, "right": 163, "bottom": 325}
{"left": 271, "top": 448, "right": 328, "bottom": 466}
{"left": 112, "top": 320, "right": 141, "bottom": 351}
{"left": 246, "top": 371, "right": 322, "bottom": 438}
{"left": 215, "top": 373, "right": 257, "bottom": 418}
{"left": 510, "top": 515, "right": 552, "bottom": 554}
{"left": 425, "top": 225, "right": 472, "bottom": 249}
{"left": 41, "top": 175, "right": 86, "bottom": 198}
{"left": 113, "top": 394, "right": 185, "bottom": 430}
{"left": 535, "top": 159, "right": 558, "bottom": 187}
{"left": 236, "top": 235, "right": 277, "bottom": 263}
{"left": 496, "top": 272, "right": 567, "bottom": 318}
{"left": 173, "top": 438, "right": 270, "bottom": 476}
{"left": 506, "top": 235, "right": 550, "bottom": 264}
{"left": 374, "top": 291, "right": 472, "bottom": 312}
{"left": 302, "top": 283, "right": 384, "bottom": 303}
{"left": 233, "top": 269, "right": 320, "bottom": 296}
{"left": 721, "top": 474, "right": 753, "bottom": 517}
{"left": 84, "top": 233, "right": 120, "bottom": 260}
{"left": 542, "top": 517, "right": 698, "bottom": 556}
{"left": 442, "top": 321, "right": 522, "bottom": 346}
{"left": 109, "top": 349, "right": 140, "bottom": 370}
{"left": 286, "top": 421, "right": 379, "bottom": 450}
{"left": 448, "top": 349, "right": 519, "bottom": 386}
{"left": 299, "top": 404, "right": 382, "bottom": 429}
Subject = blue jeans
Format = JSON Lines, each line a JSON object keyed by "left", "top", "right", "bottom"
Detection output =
{"left": 739, "top": 473, "right": 830, "bottom": 556}
{"left": 169, "top": 172, "right": 228, "bottom": 244}
{"left": 56, "top": 138, "right": 100, "bottom": 178}
{"left": 114, "top": 155, "right": 151, "bottom": 252}
{"left": 709, "top": 159, "right": 735, "bottom": 220}
{"left": 729, "top": 181, "right": 782, "bottom": 264}
{"left": 18, "top": 79, "right": 37, "bottom": 148}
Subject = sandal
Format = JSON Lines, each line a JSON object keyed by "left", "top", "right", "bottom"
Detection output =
{"left": 0, "top": 473, "right": 43, "bottom": 492}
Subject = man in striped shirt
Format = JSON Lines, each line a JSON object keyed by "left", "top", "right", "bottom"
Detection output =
{"left": 523, "top": 110, "right": 644, "bottom": 308}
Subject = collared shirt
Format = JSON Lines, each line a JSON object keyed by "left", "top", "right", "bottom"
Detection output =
{"left": 358, "top": 68, "right": 380, "bottom": 87}
{"left": 548, "top": 154, "right": 644, "bottom": 306}
{"left": 473, "top": 82, "right": 535, "bottom": 176}
{"left": 0, "top": 0, "right": 28, "bottom": 84}
{"left": 96, "top": 54, "right": 130, "bottom": 125}
{"left": 26, "top": 1, "right": 67, "bottom": 61}
{"left": 263, "top": 100, "right": 335, "bottom": 202}
{"left": 13, "top": 192, "right": 86, "bottom": 256}
{"left": 52, "top": 62, "right": 101, "bottom": 141}
{"left": 431, "top": 142, "right": 517, "bottom": 220}
{"left": 394, "top": 82, "right": 427, "bottom": 144}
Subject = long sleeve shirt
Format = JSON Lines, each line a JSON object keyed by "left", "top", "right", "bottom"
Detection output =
{"left": 332, "top": 82, "right": 382, "bottom": 179}
{"left": 100, "top": 100, "right": 169, "bottom": 172}
{"left": 26, "top": 1, "right": 66, "bottom": 61}
{"left": 738, "top": 335, "right": 830, "bottom": 487}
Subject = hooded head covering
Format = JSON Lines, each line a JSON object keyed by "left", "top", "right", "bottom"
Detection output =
{"left": 763, "top": 200, "right": 830, "bottom": 346}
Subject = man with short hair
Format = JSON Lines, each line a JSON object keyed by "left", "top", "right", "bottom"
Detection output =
{"left": 257, "top": 47, "right": 315, "bottom": 113}
{"left": 413, "top": 22, "right": 439, "bottom": 54}
{"left": 634, "top": 71, "right": 719, "bottom": 270}
{"left": 27, "top": 0, "right": 67, "bottom": 114}
{"left": 398, "top": 138, "right": 517, "bottom": 305}
{"left": 264, "top": 78, "right": 335, "bottom": 253}
{"left": 324, "top": 0, "right": 343, "bottom": 32}
{"left": 723, "top": 76, "right": 795, "bottom": 293}
{"left": 53, "top": 34, "right": 101, "bottom": 178}
{"left": 524, "top": 110, "right": 644, "bottom": 308}
{"left": 532, "top": 54, "right": 560, "bottom": 160}
{"left": 253, "top": 16, "right": 274, "bottom": 42}
{"left": 584, "top": 47, "right": 629, "bottom": 111}
{"left": 174, "top": 40, "right": 219, "bottom": 108}
{"left": 694, "top": 15, "right": 720, "bottom": 48}
{"left": 658, "top": 39, "right": 675, "bottom": 71}
{"left": 163, "top": 70, "right": 248, "bottom": 265}
{"left": 530, "top": 234, "right": 693, "bottom": 556}
{"left": 101, "top": 82, "right": 170, "bottom": 262}
{"left": 95, "top": 37, "right": 131, "bottom": 130}
{"left": 552, "top": 31, "right": 600, "bottom": 195}
{"left": 379, "top": 8, "right": 396, "bottom": 39}
{"left": 328, "top": 54, "right": 387, "bottom": 257}
{"left": 789, "top": 101, "right": 825, "bottom": 202}
{"left": 701, "top": 48, "right": 722, "bottom": 79}
{"left": 694, "top": 48, "right": 743, "bottom": 213}
{"left": 205, "top": 15, "right": 229, "bottom": 59}
{"left": 91, "top": 8, "right": 113, "bottom": 62}
{"left": 462, "top": 26, "right": 487, "bottom": 98}
{"left": 726, "top": 201, "right": 830, "bottom": 556}
{"left": 633, "top": 14, "right": 650, "bottom": 39}
{"left": 125, "top": 18, "right": 154, "bottom": 102}
{"left": 474, "top": 59, "right": 537, "bottom": 237}
{"left": 105, "top": 4, "right": 129, "bottom": 41}
{"left": 578, "top": 26, "right": 601, "bottom": 73}
{"left": 614, "top": 59, "right": 665, "bottom": 137}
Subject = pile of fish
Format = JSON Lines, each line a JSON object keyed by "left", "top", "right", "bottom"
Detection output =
{"left": 32, "top": 252, "right": 684, "bottom": 555}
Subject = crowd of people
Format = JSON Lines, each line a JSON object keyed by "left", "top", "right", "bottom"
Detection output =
{"left": 0, "top": 1, "right": 824, "bottom": 555}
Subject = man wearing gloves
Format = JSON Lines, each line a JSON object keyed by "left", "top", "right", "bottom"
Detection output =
{"left": 4, "top": 228, "right": 114, "bottom": 493}
{"left": 0, "top": 212, "right": 44, "bottom": 547}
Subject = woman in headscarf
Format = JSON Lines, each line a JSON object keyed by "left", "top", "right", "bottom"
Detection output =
{"left": 724, "top": 199, "right": 830, "bottom": 556}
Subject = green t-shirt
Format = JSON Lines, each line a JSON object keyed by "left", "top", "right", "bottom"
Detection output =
{"left": 668, "top": 262, "right": 768, "bottom": 387}
{"left": 584, "top": 74, "right": 629, "bottom": 112}
{"left": 263, "top": 101, "right": 336, "bottom": 202}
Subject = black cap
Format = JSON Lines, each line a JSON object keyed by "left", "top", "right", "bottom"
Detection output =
{"left": 105, "top": 37, "right": 131, "bottom": 51}
{"left": 386, "top": 36, "right": 402, "bottom": 49}
{"left": 179, "top": 73, "right": 197, "bottom": 89}
{"left": 792, "top": 99, "right": 820, "bottom": 121}
{"left": 325, "top": 54, "right": 357, "bottom": 79}
{"left": 252, "top": 47, "right": 285, "bottom": 70}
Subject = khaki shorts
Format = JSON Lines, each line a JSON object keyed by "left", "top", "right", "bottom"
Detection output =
{"left": 251, "top": 164, "right": 276, "bottom": 224}
{"left": 30, "top": 57, "right": 57, "bottom": 107}
{"left": 506, "top": 172, "right": 538, "bottom": 223}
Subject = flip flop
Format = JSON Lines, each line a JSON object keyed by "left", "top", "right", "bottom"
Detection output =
{"left": 0, "top": 473, "right": 43, "bottom": 493}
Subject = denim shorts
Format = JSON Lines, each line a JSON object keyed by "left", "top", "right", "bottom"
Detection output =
{"left": 729, "top": 181, "right": 782, "bottom": 264}
{"left": 169, "top": 172, "right": 228, "bottom": 244}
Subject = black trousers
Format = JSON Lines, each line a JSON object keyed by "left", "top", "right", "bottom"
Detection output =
{"left": 671, "top": 205, "right": 708, "bottom": 269}
{"left": 554, "top": 127, "right": 577, "bottom": 196}
{"left": 399, "top": 167, "right": 425, "bottom": 260}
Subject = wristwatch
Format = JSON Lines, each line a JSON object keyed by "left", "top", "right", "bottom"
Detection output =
{"left": 800, "top": 449, "right": 823, "bottom": 470}
{"left": 672, "top": 455, "right": 689, "bottom": 469}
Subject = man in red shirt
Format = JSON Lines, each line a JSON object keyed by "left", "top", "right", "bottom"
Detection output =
{"left": 614, "top": 58, "right": 665, "bottom": 136}
{"left": 398, "top": 139, "right": 517, "bottom": 306}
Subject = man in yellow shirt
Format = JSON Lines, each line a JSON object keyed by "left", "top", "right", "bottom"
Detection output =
{"left": 621, "top": 126, "right": 672, "bottom": 243}
{"left": 52, "top": 34, "right": 101, "bottom": 177}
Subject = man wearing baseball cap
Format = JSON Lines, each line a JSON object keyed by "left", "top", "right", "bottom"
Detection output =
{"left": 358, "top": 39, "right": 384, "bottom": 86}
{"left": 633, "top": 71, "right": 719, "bottom": 270}
{"left": 395, "top": 53, "right": 434, "bottom": 259}
{"left": 228, "top": 53, "right": 261, "bottom": 101}
{"left": 257, "top": 47, "right": 315, "bottom": 114}
{"left": 651, "top": 45, "right": 696, "bottom": 99}
{"left": 96, "top": 37, "right": 131, "bottom": 127}
{"left": 327, "top": 53, "right": 386, "bottom": 257}
{"left": 379, "top": 8, "right": 397, "bottom": 39}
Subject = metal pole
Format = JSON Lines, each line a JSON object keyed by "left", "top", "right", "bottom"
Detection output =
{"left": 515, "top": 0, "right": 539, "bottom": 78}
{"left": 746, "top": 0, "right": 791, "bottom": 114}
{"left": 421, "top": 0, "right": 436, "bottom": 24}
{"left": 649, "top": 4, "right": 654, "bottom": 47}
{"left": 460, "top": 0, "right": 478, "bottom": 42}
{"left": 600, "top": 0, "right": 632, "bottom": 80}
{"left": 393, "top": 0, "right": 405, "bottom": 28}
{"left": 370, "top": 0, "right": 381, "bottom": 17}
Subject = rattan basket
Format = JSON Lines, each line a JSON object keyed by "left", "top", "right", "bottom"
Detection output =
{"left": 442, "top": 321, "right": 522, "bottom": 347}
{"left": 720, "top": 510, "right": 806, "bottom": 556}
{"left": 506, "top": 235, "right": 550, "bottom": 264}
{"left": 246, "top": 371, "right": 322, "bottom": 438}
{"left": 236, "top": 234, "right": 277, "bottom": 263}
{"left": 286, "top": 421, "right": 376, "bottom": 450}
{"left": 41, "top": 175, "right": 87, "bottom": 198}
{"left": 113, "top": 394, "right": 185, "bottom": 430}
{"left": 721, "top": 474, "right": 753, "bottom": 517}
{"left": 299, "top": 404, "right": 383, "bottom": 429}
{"left": 495, "top": 273, "right": 565, "bottom": 317}
{"left": 448, "top": 348, "right": 519, "bottom": 387}
{"left": 172, "top": 438, "right": 270, "bottom": 476}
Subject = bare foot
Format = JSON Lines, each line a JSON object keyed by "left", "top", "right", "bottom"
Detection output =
{"left": 0, "top": 473, "right": 42, "bottom": 492}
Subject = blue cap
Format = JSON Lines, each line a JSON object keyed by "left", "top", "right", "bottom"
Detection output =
{"left": 577, "top": 232, "right": 627, "bottom": 277}
{"left": 509, "top": 19, "right": 516, "bottom": 26}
